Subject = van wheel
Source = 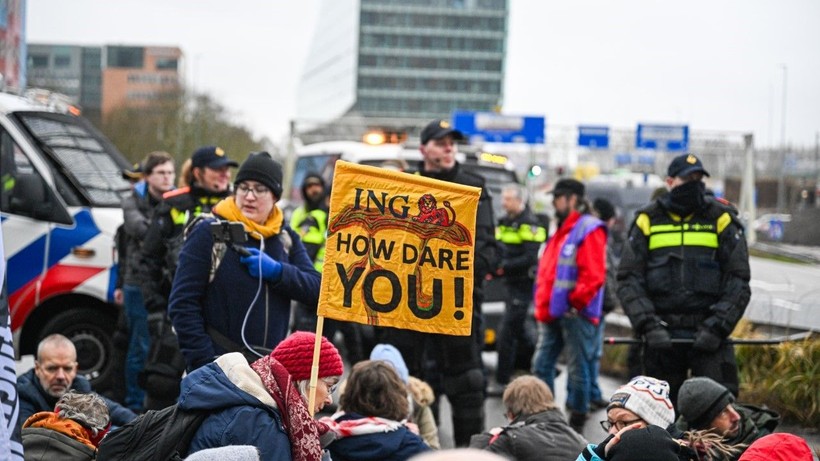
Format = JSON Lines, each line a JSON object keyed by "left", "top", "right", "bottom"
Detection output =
{"left": 40, "top": 308, "right": 117, "bottom": 392}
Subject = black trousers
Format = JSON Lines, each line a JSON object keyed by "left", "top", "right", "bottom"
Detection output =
{"left": 642, "top": 332, "right": 739, "bottom": 408}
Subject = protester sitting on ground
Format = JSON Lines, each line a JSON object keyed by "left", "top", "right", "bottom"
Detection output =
{"left": 469, "top": 375, "right": 587, "bottom": 460}
{"left": 15, "top": 334, "right": 136, "bottom": 442}
{"left": 178, "top": 331, "right": 344, "bottom": 460}
{"left": 577, "top": 424, "right": 690, "bottom": 461}
{"left": 737, "top": 433, "right": 813, "bottom": 461}
{"left": 674, "top": 376, "right": 780, "bottom": 460}
{"left": 169, "top": 152, "right": 321, "bottom": 371}
{"left": 370, "top": 343, "right": 440, "bottom": 449}
{"left": 578, "top": 376, "right": 695, "bottom": 460}
{"left": 324, "top": 360, "right": 430, "bottom": 461}
{"left": 21, "top": 390, "right": 110, "bottom": 461}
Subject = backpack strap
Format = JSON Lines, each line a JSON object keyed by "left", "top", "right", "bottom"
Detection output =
{"left": 155, "top": 405, "right": 209, "bottom": 460}
{"left": 205, "top": 325, "right": 272, "bottom": 363}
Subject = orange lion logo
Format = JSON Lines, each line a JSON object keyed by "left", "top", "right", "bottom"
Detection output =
{"left": 413, "top": 193, "right": 455, "bottom": 226}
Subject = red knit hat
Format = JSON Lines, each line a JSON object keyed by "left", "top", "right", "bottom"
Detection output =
{"left": 272, "top": 332, "right": 344, "bottom": 381}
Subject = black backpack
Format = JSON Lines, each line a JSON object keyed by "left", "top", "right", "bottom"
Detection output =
{"left": 96, "top": 404, "right": 208, "bottom": 461}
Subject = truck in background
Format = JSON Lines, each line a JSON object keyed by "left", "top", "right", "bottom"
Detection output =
{"left": 1, "top": 90, "right": 131, "bottom": 392}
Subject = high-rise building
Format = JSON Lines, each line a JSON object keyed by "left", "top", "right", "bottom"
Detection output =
{"left": 26, "top": 44, "right": 182, "bottom": 122}
{"left": 296, "top": 0, "right": 508, "bottom": 139}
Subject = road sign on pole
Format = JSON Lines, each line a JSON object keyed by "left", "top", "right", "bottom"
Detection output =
{"left": 452, "top": 111, "right": 545, "bottom": 144}
{"left": 636, "top": 124, "right": 689, "bottom": 151}
{"left": 578, "top": 125, "right": 609, "bottom": 149}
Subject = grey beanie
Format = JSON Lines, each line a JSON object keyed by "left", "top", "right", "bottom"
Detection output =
{"left": 185, "top": 445, "right": 259, "bottom": 461}
{"left": 678, "top": 377, "right": 735, "bottom": 429}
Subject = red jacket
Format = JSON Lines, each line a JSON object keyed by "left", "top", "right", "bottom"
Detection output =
{"left": 534, "top": 211, "right": 607, "bottom": 324}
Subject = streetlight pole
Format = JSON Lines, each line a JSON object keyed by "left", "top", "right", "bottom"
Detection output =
{"left": 776, "top": 65, "right": 788, "bottom": 213}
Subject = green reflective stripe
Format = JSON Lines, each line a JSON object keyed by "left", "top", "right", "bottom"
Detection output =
{"left": 170, "top": 208, "right": 189, "bottom": 225}
{"left": 554, "top": 279, "right": 576, "bottom": 289}
{"left": 649, "top": 231, "right": 718, "bottom": 250}
{"left": 3, "top": 175, "right": 15, "bottom": 191}
{"left": 314, "top": 246, "right": 326, "bottom": 272}
{"left": 650, "top": 224, "right": 682, "bottom": 233}
{"left": 519, "top": 224, "right": 547, "bottom": 242}
{"left": 496, "top": 224, "right": 546, "bottom": 244}
{"left": 531, "top": 226, "right": 547, "bottom": 242}
{"left": 684, "top": 232, "right": 718, "bottom": 247}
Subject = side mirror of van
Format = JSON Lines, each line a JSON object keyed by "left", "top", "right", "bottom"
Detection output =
{"left": 9, "top": 173, "right": 72, "bottom": 224}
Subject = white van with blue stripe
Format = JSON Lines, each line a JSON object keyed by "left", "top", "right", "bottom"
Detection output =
{"left": 1, "top": 91, "right": 131, "bottom": 391}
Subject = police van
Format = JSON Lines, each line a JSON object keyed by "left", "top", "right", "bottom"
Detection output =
{"left": 1, "top": 90, "right": 131, "bottom": 390}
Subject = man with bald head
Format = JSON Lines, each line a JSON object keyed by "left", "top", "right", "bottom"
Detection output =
{"left": 15, "top": 334, "right": 136, "bottom": 440}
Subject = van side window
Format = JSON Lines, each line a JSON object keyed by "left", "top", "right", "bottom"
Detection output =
{"left": 0, "top": 129, "right": 72, "bottom": 224}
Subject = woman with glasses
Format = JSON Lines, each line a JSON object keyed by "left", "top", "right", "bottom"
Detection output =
{"left": 168, "top": 152, "right": 321, "bottom": 372}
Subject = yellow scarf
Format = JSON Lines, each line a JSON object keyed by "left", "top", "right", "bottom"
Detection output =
{"left": 212, "top": 197, "right": 283, "bottom": 240}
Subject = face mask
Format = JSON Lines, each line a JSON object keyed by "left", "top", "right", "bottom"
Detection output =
{"left": 668, "top": 180, "right": 705, "bottom": 214}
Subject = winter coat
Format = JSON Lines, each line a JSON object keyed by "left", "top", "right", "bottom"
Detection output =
{"left": 15, "top": 369, "right": 136, "bottom": 442}
{"left": 496, "top": 208, "right": 546, "bottom": 288}
{"left": 326, "top": 412, "right": 430, "bottom": 461}
{"left": 617, "top": 197, "right": 750, "bottom": 337}
{"left": 534, "top": 210, "right": 607, "bottom": 324}
{"left": 140, "top": 184, "right": 230, "bottom": 313}
{"left": 178, "top": 353, "right": 291, "bottom": 461}
{"left": 120, "top": 181, "right": 161, "bottom": 284}
{"left": 469, "top": 408, "right": 588, "bottom": 461}
{"left": 408, "top": 376, "right": 439, "bottom": 449}
{"left": 738, "top": 433, "right": 813, "bottom": 461}
{"left": 22, "top": 425, "right": 96, "bottom": 461}
{"left": 674, "top": 403, "right": 780, "bottom": 461}
{"left": 168, "top": 215, "right": 320, "bottom": 370}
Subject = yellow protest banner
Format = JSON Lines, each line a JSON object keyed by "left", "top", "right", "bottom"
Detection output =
{"left": 317, "top": 160, "right": 480, "bottom": 336}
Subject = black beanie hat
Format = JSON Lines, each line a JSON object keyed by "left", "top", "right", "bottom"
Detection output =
{"left": 234, "top": 152, "right": 283, "bottom": 199}
{"left": 608, "top": 425, "right": 681, "bottom": 461}
{"left": 678, "top": 377, "right": 735, "bottom": 429}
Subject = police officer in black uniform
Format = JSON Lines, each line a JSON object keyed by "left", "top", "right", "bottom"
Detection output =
{"left": 617, "top": 153, "right": 751, "bottom": 406}
{"left": 377, "top": 119, "right": 498, "bottom": 446}
{"left": 494, "top": 183, "right": 545, "bottom": 388}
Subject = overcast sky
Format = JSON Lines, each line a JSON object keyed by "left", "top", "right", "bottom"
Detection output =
{"left": 27, "top": 0, "right": 820, "bottom": 149}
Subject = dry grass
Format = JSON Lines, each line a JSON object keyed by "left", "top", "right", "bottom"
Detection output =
{"left": 734, "top": 320, "right": 819, "bottom": 427}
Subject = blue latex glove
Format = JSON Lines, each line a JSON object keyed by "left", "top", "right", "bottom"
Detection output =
{"left": 240, "top": 247, "right": 283, "bottom": 282}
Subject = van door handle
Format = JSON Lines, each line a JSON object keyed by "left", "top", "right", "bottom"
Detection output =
{"left": 72, "top": 247, "right": 96, "bottom": 258}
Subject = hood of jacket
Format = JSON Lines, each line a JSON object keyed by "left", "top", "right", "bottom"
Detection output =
{"left": 407, "top": 376, "right": 435, "bottom": 407}
{"left": 177, "top": 353, "right": 276, "bottom": 413}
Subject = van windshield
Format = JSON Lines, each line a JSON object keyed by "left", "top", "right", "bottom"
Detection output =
{"left": 16, "top": 112, "right": 131, "bottom": 207}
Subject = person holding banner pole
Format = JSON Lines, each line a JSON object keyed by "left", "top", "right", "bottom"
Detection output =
{"left": 376, "top": 119, "right": 499, "bottom": 447}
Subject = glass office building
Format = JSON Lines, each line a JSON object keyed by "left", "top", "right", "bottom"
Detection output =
{"left": 296, "top": 0, "right": 508, "bottom": 127}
